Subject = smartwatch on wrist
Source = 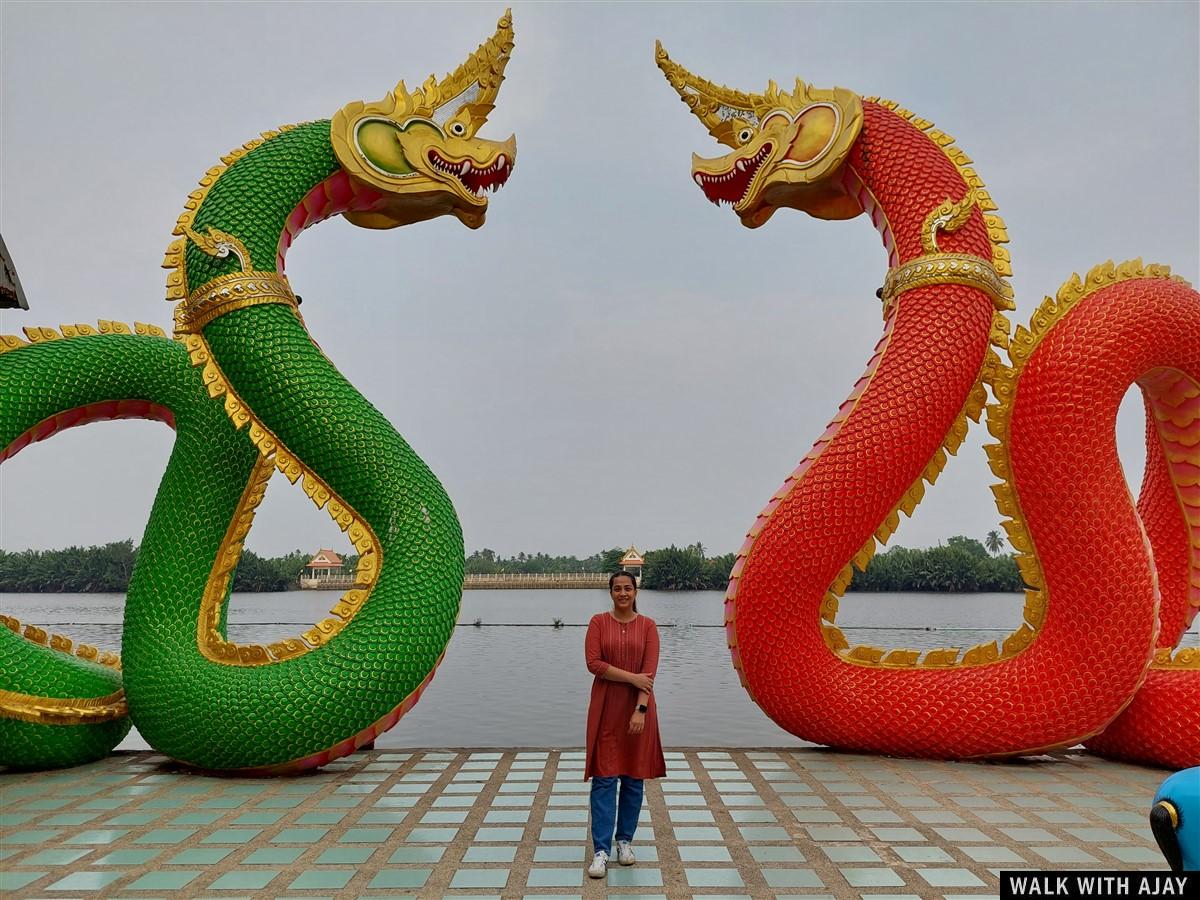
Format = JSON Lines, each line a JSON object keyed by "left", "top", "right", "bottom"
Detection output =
{"left": 637, "top": 704, "right": 648, "bottom": 714}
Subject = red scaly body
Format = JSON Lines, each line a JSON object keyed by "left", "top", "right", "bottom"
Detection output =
{"left": 725, "top": 102, "right": 1200, "bottom": 765}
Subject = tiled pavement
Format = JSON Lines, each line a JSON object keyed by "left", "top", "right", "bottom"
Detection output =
{"left": 0, "top": 748, "right": 1167, "bottom": 899}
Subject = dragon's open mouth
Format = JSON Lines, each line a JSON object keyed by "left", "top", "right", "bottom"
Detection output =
{"left": 428, "top": 149, "right": 512, "bottom": 197}
{"left": 695, "top": 143, "right": 772, "bottom": 207}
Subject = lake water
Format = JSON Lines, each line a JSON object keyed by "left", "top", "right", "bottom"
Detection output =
{"left": 5, "top": 590, "right": 1196, "bottom": 750}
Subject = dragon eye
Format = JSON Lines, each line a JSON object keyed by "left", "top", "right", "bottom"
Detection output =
{"left": 738, "top": 128, "right": 754, "bottom": 144}
{"left": 449, "top": 122, "right": 467, "bottom": 137}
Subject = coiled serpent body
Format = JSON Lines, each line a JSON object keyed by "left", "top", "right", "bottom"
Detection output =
{"left": 0, "top": 15, "right": 516, "bottom": 772}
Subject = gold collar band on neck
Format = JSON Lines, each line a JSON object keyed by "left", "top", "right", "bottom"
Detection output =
{"left": 881, "top": 252, "right": 1014, "bottom": 314}
{"left": 176, "top": 271, "right": 298, "bottom": 334}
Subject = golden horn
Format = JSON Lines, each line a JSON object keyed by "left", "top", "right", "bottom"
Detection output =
{"left": 654, "top": 40, "right": 765, "bottom": 149}
{"left": 415, "top": 8, "right": 515, "bottom": 127}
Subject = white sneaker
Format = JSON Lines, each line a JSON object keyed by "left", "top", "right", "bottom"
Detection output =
{"left": 616, "top": 840, "right": 636, "bottom": 865}
{"left": 587, "top": 850, "right": 609, "bottom": 878}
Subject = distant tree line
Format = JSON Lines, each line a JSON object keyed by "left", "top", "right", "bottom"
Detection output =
{"left": 465, "top": 548, "right": 622, "bottom": 575}
{"left": 469, "top": 535, "right": 1023, "bottom": 593}
{"left": 0, "top": 542, "right": 309, "bottom": 593}
{"left": 2, "top": 533, "right": 1024, "bottom": 593}
{"left": 848, "top": 535, "right": 1024, "bottom": 593}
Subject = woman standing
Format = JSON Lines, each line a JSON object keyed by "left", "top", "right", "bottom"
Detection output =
{"left": 583, "top": 571, "right": 666, "bottom": 879}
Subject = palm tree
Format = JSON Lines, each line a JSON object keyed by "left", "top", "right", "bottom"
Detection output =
{"left": 984, "top": 529, "right": 1005, "bottom": 555}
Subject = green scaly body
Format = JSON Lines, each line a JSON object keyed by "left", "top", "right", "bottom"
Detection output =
{"left": 0, "top": 120, "right": 464, "bottom": 771}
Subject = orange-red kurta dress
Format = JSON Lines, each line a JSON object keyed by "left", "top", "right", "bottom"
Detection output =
{"left": 584, "top": 612, "right": 666, "bottom": 781}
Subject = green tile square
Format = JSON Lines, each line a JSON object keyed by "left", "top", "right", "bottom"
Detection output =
{"left": 853, "top": 808, "right": 902, "bottom": 823}
{"left": 77, "top": 797, "right": 130, "bottom": 810}
{"left": 168, "top": 847, "right": 234, "bottom": 864}
{"left": 0, "top": 871, "right": 47, "bottom": 892}
{"left": 894, "top": 845, "right": 953, "bottom": 863}
{"left": 539, "top": 827, "right": 580, "bottom": 841}
{"left": 609, "top": 868, "right": 667, "bottom": 892}
{"left": 527, "top": 867, "right": 582, "bottom": 887}
{"left": 1066, "top": 827, "right": 1125, "bottom": 843}
{"left": 669, "top": 809, "right": 715, "bottom": 823}
{"left": 256, "top": 795, "right": 303, "bottom": 809}
{"left": 126, "top": 870, "right": 202, "bottom": 891}
{"left": 464, "top": 846, "right": 517, "bottom": 862}
{"left": 823, "top": 846, "right": 881, "bottom": 863}
{"left": 404, "top": 827, "right": 457, "bottom": 842}
{"left": 476, "top": 826, "right": 526, "bottom": 841}
{"left": 840, "top": 867, "right": 905, "bottom": 887}
{"left": 872, "top": 827, "right": 926, "bottom": 842}
{"left": 16, "top": 797, "right": 70, "bottom": 811}
{"left": 312, "top": 846, "right": 373, "bottom": 864}
{"left": 296, "top": 810, "right": 347, "bottom": 825}
{"left": 46, "top": 870, "right": 126, "bottom": 891}
{"left": 483, "top": 809, "right": 529, "bottom": 823}
{"left": 762, "top": 868, "right": 823, "bottom": 889}
{"left": 67, "top": 828, "right": 128, "bottom": 844}
{"left": 1034, "top": 845, "right": 1099, "bottom": 864}
{"left": 387, "top": 845, "right": 445, "bottom": 863}
{"left": 680, "top": 845, "right": 733, "bottom": 862}
{"left": 171, "top": 811, "right": 222, "bottom": 826}
{"left": 542, "top": 808, "right": 587, "bottom": 822}
{"left": 1104, "top": 845, "right": 1165, "bottom": 864}
{"left": 917, "top": 868, "right": 987, "bottom": 888}
{"left": 340, "top": 826, "right": 392, "bottom": 842}
{"left": 359, "top": 811, "right": 409, "bottom": 824}
{"left": 22, "top": 847, "right": 92, "bottom": 865}
{"left": 271, "top": 827, "right": 328, "bottom": 843}
{"left": 674, "top": 826, "right": 723, "bottom": 842}
{"left": 420, "top": 810, "right": 468, "bottom": 824}
{"left": 335, "top": 783, "right": 378, "bottom": 794}
{"left": 200, "top": 796, "right": 246, "bottom": 809}
{"left": 289, "top": 869, "right": 355, "bottom": 890}
{"left": 41, "top": 812, "right": 101, "bottom": 826}
{"left": 960, "top": 844, "right": 1025, "bottom": 863}
{"left": 104, "top": 811, "right": 162, "bottom": 826}
{"left": 93, "top": 848, "right": 161, "bottom": 866}
{"left": 792, "top": 809, "right": 841, "bottom": 823}
{"left": 134, "top": 827, "right": 196, "bottom": 844}
{"left": 373, "top": 795, "right": 419, "bottom": 808}
{"left": 318, "top": 794, "right": 362, "bottom": 808}
{"left": 5, "top": 828, "right": 59, "bottom": 843}
{"left": 208, "top": 868, "right": 280, "bottom": 889}
{"left": 230, "top": 811, "right": 284, "bottom": 826}
{"left": 806, "top": 825, "right": 858, "bottom": 842}
{"left": 201, "top": 827, "right": 261, "bottom": 844}
{"left": 449, "top": 868, "right": 510, "bottom": 889}
{"left": 749, "top": 846, "right": 805, "bottom": 863}
{"left": 730, "top": 810, "right": 776, "bottom": 823}
{"left": 934, "top": 826, "right": 991, "bottom": 843}
{"left": 686, "top": 868, "right": 744, "bottom": 888}
{"left": 534, "top": 846, "right": 585, "bottom": 863}
{"left": 1000, "top": 826, "right": 1058, "bottom": 843}
{"left": 368, "top": 868, "right": 432, "bottom": 889}
{"left": 243, "top": 847, "right": 304, "bottom": 864}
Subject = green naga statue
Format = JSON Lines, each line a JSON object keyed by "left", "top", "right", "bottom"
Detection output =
{"left": 0, "top": 11, "right": 516, "bottom": 773}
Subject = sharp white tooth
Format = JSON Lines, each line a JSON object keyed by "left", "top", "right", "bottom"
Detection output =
{"left": 694, "top": 173, "right": 704, "bottom": 186}
{"left": 461, "top": 160, "right": 471, "bottom": 174}
{"left": 736, "top": 159, "right": 746, "bottom": 172}
{"left": 497, "top": 154, "right": 506, "bottom": 169}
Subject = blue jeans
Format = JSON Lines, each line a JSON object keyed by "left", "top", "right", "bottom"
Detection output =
{"left": 590, "top": 775, "right": 643, "bottom": 855}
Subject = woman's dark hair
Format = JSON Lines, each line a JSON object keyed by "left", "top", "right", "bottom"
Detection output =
{"left": 609, "top": 570, "right": 638, "bottom": 613}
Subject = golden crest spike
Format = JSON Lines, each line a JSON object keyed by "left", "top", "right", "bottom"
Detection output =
{"left": 654, "top": 40, "right": 765, "bottom": 149}
{"left": 414, "top": 8, "right": 515, "bottom": 131}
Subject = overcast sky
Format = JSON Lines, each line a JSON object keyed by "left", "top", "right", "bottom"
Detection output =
{"left": 2, "top": 2, "right": 1197, "bottom": 561}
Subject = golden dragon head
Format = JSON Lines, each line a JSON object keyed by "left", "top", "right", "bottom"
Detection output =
{"left": 331, "top": 10, "right": 517, "bottom": 230}
{"left": 655, "top": 42, "right": 863, "bottom": 229}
